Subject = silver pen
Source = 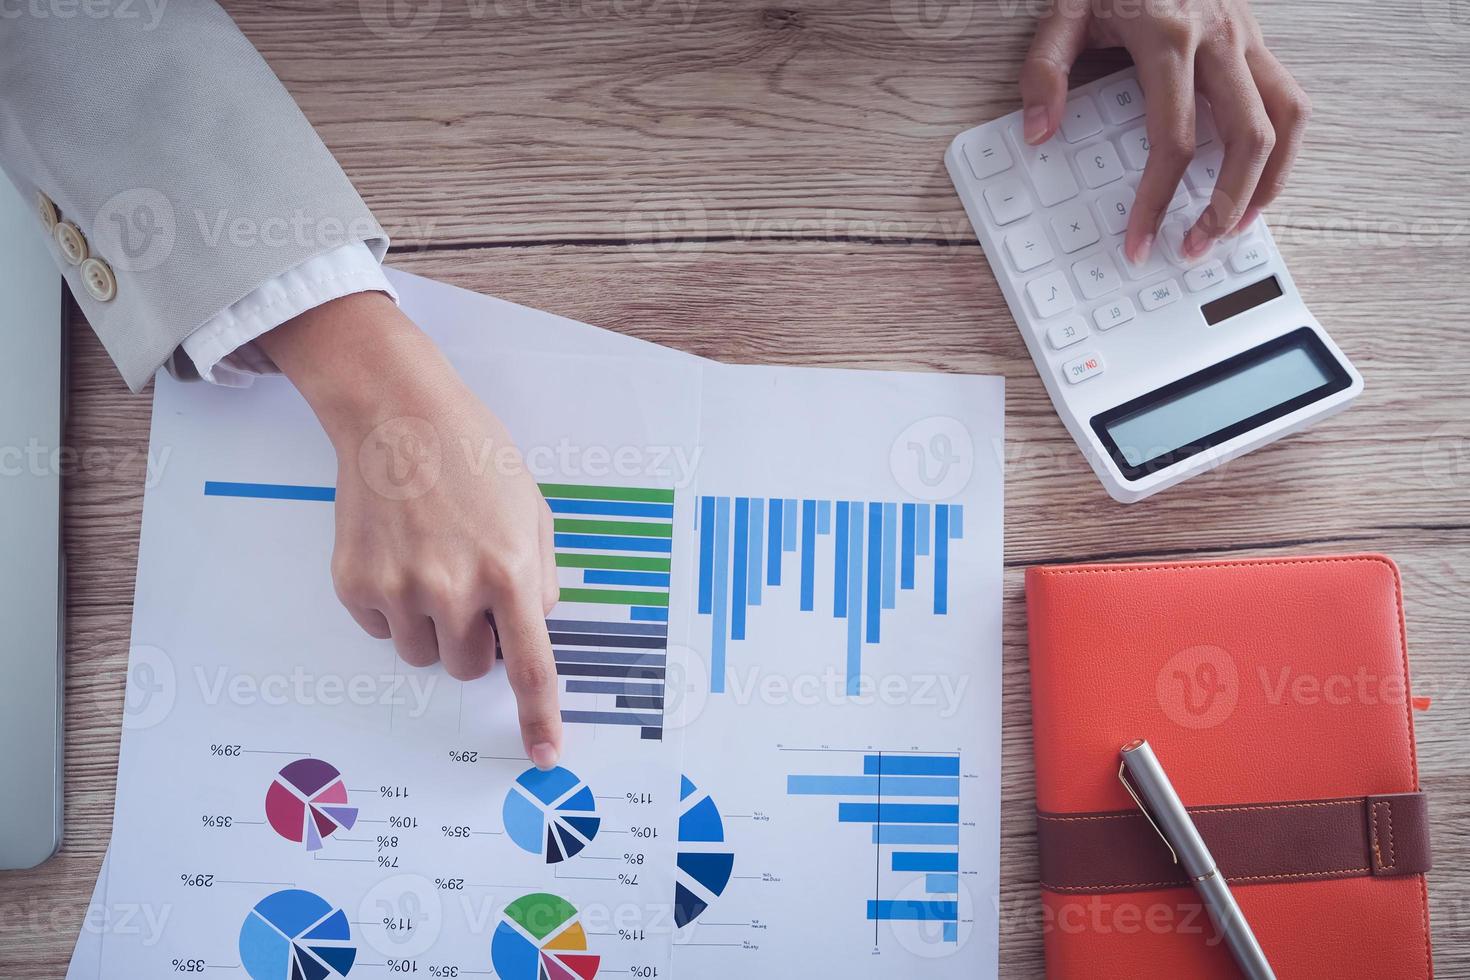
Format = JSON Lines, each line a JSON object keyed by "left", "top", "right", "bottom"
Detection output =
{"left": 1118, "top": 738, "right": 1277, "bottom": 980}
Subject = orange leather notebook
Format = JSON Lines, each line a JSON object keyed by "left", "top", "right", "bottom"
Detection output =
{"left": 1025, "top": 554, "right": 1433, "bottom": 979}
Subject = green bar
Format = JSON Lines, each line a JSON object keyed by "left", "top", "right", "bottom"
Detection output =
{"left": 539, "top": 483, "right": 675, "bottom": 503}
{"left": 559, "top": 587, "right": 670, "bottom": 607}
{"left": 554, "top": 518, "right": 672, "bottom": 538}
{"left": 556, "top": 553, "right": 671, "bottom": 572}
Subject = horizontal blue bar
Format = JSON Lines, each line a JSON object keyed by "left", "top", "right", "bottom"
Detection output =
{"left": 863, "top": 755, "right": 960, "bottom": 776}
{"left": 785, "top": 776, "right": 959, "bottom": 797}
{"left": 546, "top": 498, "right": 674, "bottom": 518}
{"left": 583, "top": 569, "right": 671, "bottom": 588}
{"left": 892, "top": 852, "right": 959, "bottom": 872}
{"left": 838, "top": 803, "right": 958, "bottom": 825}
{"left": 872, "top": 825, "right": 960, "bottom": 845}
{"left": 630, "top": 606, "right": 668, "bottom": 622}
{"left": 554, "top": 534, "right": 672, "bottom": 553}
{"left": 204, "top": 481, "right": 334, "bottom": 501}
{"left": 925, "top": 874, "right": 960, "bottom": 893}
{"left": 867, "top": 901, "right": 957, "bottom": 922}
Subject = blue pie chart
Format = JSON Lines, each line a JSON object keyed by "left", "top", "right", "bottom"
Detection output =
{"left": 239, "top": 889, "right": 357, "bottom": 980}
{"left": 502, "top": 765, "right": 601, "bottom": 864}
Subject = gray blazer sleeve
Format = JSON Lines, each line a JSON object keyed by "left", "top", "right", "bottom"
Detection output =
{"left": 0, "top": 2, "right": 387, "bottom": 392}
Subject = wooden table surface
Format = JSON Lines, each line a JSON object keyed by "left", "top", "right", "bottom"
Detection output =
{"left": 4, "top": 1, "right": 1468, "bottom": 975}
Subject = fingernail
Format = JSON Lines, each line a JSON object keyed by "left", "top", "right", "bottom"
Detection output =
{"left": 1183, "top": 227, "right": 1209, "bottom": 258}
{"left": 1228, "top": 209, "right": 1260, "bottom": 237}
{"left": 1023, "top": 105, "right": 1049, "bottom": 144}
{"left": 1129, "top": 233, "right": 1154, "bottom": 265}
{"left": 531, "top": 742, "right": 559, "bottom": 770}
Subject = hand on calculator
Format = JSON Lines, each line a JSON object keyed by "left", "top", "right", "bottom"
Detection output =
{"left": 1020, "top": 0, "right": 1310, "bottom": 265}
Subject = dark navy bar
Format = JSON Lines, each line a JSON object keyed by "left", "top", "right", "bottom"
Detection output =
{"left": 546, "top": 618, "right": 667, "bottom": 637}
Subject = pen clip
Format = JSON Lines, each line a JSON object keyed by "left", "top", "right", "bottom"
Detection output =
{"left": 1118, "top": 761, "right": 1178, "bottom": 865}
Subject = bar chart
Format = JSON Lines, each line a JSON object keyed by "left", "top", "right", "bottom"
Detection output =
{"left": 787, "top": 751, "right": 963, "bottom": 944}
{"left": 694, "top": 495, "right": 963, "bottom": 695}
{"left": 203, "top": 479, "right": 677, "bottom": 739}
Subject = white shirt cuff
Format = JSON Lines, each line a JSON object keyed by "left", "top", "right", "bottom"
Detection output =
{"left": 176, "top": 241, "right": 398, "bottom": 387}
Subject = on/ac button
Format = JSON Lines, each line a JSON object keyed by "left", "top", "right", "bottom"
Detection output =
{"left": 1063, "top": 351, "right": 1104, "bottom": 384}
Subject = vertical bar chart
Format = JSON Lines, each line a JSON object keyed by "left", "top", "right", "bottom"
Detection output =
{"left": 787, "top": 751, "right": 963, "bottom": 944}
{"left": 694, "top": 495, "right": 963, "bottom": 695}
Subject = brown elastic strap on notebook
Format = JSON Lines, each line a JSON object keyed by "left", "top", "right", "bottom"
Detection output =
{"left": 1037, "top": 792, "right": 1430, "bottom": 894}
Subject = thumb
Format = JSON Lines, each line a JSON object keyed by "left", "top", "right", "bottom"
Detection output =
{"left": 1020, "top": 1, "right": 1090, "bottom": 144}
{"left": 495, "top": 593, "right": 564, "bottom": 769}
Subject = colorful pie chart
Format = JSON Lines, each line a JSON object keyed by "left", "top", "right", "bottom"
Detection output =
{"left": 489, "top": 893, "right": 600, "bottom": 980}
{"left": 675, "top": 775, "right": 735, "bottom": 928}
{"left": 265, "top": 758, "right": 359, "bottom": 852}
{"left": 239, "top": 888, "right": 357, "bottom": 980}
{"left": 502, "top": 766, "right": 601, "bottom": 864}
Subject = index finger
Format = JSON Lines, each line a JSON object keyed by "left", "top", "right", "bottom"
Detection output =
{"left": 1125, "top": 51, "right": 1198, "bottom": 264}
{"left": 494, "top": 591, "right": 564, "bottom": 769}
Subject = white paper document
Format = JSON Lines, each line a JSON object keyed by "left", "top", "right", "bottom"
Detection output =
{"left": 73, "top": 269, "right": 1004, "bottom": 979}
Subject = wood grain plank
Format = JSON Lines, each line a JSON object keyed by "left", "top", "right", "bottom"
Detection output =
{"left": 221, "top": 0, "right": 1470, "bottom": 246}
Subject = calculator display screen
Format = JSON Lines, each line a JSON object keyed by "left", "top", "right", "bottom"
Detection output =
{"left": 1091, "top": 327, "right": 1353, "bottom": 480}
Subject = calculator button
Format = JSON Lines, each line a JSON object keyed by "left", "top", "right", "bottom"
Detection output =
{"left": 963, "top": 131, "right": 1013, "bottom": 180}
{"left": 1195, "top": 98, "right": 1218, "bottom": 146}
{"left": 1026, "top": 270, "right": 1076, "bottom": 318}
{"left": 1185, "top": 145, "right": 1224, "bottom": 194}
{"left": 1139, "top": 279, "right": 1182, "bottom": 311}
{"left": 1099, "top": 78, "right": 1145, "bottom": 124}
{"left": 1160, "top": 217, "right": 1215, "bottom": 267}
{"left": 1096, "top": 185, "right": 1135, "bottom": 236}
{"left": 1016, "top": 135, "right": 1081, "bottom": 206}
{"left": 1050, "top": 204, "right": 1100, "bottom": 254}
{"left": 1116, "top": 244, "right": 1168, "bottom": 281}
{"left": 1168, "top": 184, "right": 1191, "bottom": 213}
{"left": 1063, "top": 351, "right": 1105, "bottom": 384}
{"left": 1230, "top": 240, "right": 1270, "bottom": 273}
{"left": 1093, "top": 297, "right": 1136, "bottom": 331}
{"left": 1071, "top": 253, "right": 1122, "bottom": 300}
{"left": 1060, "top": 96, "right": 1104, "bottom": 143}
{"left": 1120, "top": 126, "right": 1150, "bottom": 170}
{"left": 1185, "top": 261, "right": 1228, "bottom": 292}
{"left": 1047, "top": 316, "right": 1089, "bottom": 350}
{"left": 983, "top": 177, "right": 1033, "bottom": 225}
{"left": 1005, "top": 220, "right": 1055, "bottom": 272}
{"left": 1078, "top": 142, "right": 1125, "bottom": 188}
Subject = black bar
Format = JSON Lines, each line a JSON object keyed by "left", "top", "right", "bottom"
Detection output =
{"left": 615, "top": 695, "right": 665, "bottom": 710}
{"left": 555, "top": 650, "right": 667, "bottom": 667}
{"left": 555, "top": 663, "right": 666, "bottom": 680}
{"left": 640, "top": 727, "right": 663, "bottom": 741}
{"left": 548, "top": 632, "right": 667, "bottom": 650}
{"left": 546, "top": 618, "right": 668, "bottom": 638}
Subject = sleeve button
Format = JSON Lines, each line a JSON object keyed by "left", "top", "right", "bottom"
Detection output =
{"left": 54, "top": 220, "right": 89, "bottom": 265}
{"left": 80, "top": 256, "right": 116, "bottom": 302}
{"left": 37, "top": 192, "right": 59, "bottom": 232}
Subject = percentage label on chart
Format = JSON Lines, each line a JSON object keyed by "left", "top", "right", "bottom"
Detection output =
{"left": 434, "top": 877, "right": 465, "bottom": 891}
{"left": 210, "top": 744, "right": 241, "bottom": 758}
{"left": 179, "top": 873, "right": 214, "bottom": 888}
{"left": 172, "top": 959, "right": 206, "bottom": 973}
{"left": 201, "top": 815, "right": 232, "bottom": 829}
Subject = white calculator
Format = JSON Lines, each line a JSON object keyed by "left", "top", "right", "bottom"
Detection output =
{"left": 946, "top": 66, "right": 1362, "bottom": 503}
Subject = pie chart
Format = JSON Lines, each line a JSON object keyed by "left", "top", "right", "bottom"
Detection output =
{"left": 502, "top": 766, "right": 601, "bottom": 864}
{"left": 239, "top": 888, "right": 357, "bottom": 980}
{"left": 265, "top": 758, "right": 359, "bottom": 852}
{"left": 489, "top": 893, "right": 600, "bottom": 980}
{"left": 675, "top": 774, "right": 735, "bottom": 928}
